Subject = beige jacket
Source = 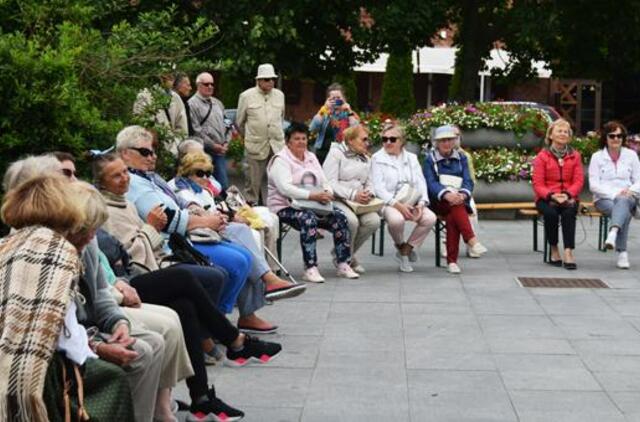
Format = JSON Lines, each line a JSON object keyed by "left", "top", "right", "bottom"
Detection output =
{"left": 322, "top": 143, "right": 373, "bottom": 201}
{"left": 101, "top": 192, "right": 166, "bottom": 271}
{"left": 236, "top": 86, "right": 285, "bottom": 160}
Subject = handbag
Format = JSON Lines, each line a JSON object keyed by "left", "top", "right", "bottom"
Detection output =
{"left": 344, "top": 197, "right": 384, "bottom": 215}
{"left": 393, "top": 183, "right": 421, "bottom": 206}
{"left": 167, "top": 233, "right": 212, "bottom": 266}
{"left": 439, "top": 174, "right": 463, "bottom": 189}
{"left": 291, "top": 197, "right": 334, "bottom": 216}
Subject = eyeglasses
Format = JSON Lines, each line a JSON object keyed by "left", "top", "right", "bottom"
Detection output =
{"left": 382, "top": 136, "right": 398, "bottom": 144}
{"left": 200, "top": 82, "right": 214, "bottom": 87}
{"left": 193, "top": 169, "right": 212, "bottom": 178}
{"left": 61, "top": 168, "right": 77, "bottom": 178}
{"left": 129, "top": 147, "right": 155, "bottom": 157}
{"left": 260, "top": 78, "right": 277, "bottom": 83}
{"left": 607, "top": 133, "right": 625, "bottom": 139}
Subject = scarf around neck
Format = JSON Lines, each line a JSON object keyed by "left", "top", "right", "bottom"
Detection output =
{"left": 548, "top": 144, "right": 573, "bottom": 160}
{"left": 0, "top": 226, "right": 81, "bottom": 422}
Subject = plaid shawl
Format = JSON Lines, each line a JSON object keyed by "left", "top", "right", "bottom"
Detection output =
{"left": 0, "top": 226, "right": 81, "bottom": 422}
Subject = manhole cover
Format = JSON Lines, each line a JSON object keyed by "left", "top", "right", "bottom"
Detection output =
{"left": 517, "top": 277, "right": 609, "bottom": 288}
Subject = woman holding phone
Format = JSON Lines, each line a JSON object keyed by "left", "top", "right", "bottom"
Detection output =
{"left": 309, "top": 83, "right": 360, "bottom": 163}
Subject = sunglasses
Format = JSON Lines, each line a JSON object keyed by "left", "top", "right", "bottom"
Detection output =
{"left": 607, "top": 133, "right": 625, "bottom": 139}
{"left": 200, "top": 82, "right": 214, "bottom": 87}
{"left": 382, "top": 136, "right": 398, "bottom": 144}
{"left": 61, "top": 168, "right": 77, "bottom": 178}
{"left": 129, "top": 147, "right": 155, "bottom": 157}
{"left": 260, "top": 78, "right": 277, "bottom": 83}
{"left": 193, "top": 169, "right": 212, "bottom": 178}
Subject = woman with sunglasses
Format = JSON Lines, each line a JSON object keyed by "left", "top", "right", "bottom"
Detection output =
{"left": 588, "top": 121, "right": 640, "bottom": 269}
{"left": 309, "top": 83, "right": 360, "bottom": 164}
{"left": 322, "top": 125, "right": 381, "bottom": 273}
{"left": 170, "top": 151, "right": 306, "bottom": 301}
{"left": 532, "top": 118, "right": 584, "bottom": 269}
{"left": 371, "top": 121, "right": 437, "bottom": 273}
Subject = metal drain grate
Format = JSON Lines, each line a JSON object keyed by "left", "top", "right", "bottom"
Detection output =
{"left": 517, "top": 277, "right": 609, "bottom": 288}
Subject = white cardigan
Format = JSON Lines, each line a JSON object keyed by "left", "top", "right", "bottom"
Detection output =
{"left": 370, "top": 148, "right": 428, "bottom": 206}
{"left": 588, "top": 147, "right": 640, "bottom": 201}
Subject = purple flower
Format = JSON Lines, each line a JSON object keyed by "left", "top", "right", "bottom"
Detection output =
{"left": 465, "top": 106, "right": 478, "bottom": 113}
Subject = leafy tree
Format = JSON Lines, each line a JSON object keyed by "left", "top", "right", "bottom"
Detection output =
{"left": 379, "top": 50, "right": 416, "bottom": 117}
{"left": 0, "top": 0, "right": 216, "bottom": 177}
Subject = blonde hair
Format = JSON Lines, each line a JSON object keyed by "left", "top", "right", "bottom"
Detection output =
{"left": 1, "top": 175, "right": 84, "bottom": 237}
{"left": 177, "top": 152, "right": 213, "bottom": 177}
{"left": 544, "top": 118, "right": 573, "bottom": 146}
{"left": 343, "top": 125, "right": 367, "bottom": 144}
{"left": 68, "top": 181, "right": 109, "bottom": 233}
{"left": 381, "top": 120, "right": 405, "bottom": 141}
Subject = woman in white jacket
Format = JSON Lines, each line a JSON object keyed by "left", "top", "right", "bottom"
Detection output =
{"left": 588, "top": 121, "right": 640, "bottom": 269}
{"left": 370, "top": 121, "right": 437, "bottom": 272}
{"left": 323, "top": 125, "right": 381, "bottom": 273}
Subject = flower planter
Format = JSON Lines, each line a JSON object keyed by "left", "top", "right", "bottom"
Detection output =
{"left": 473, "top": 180, "right": 534, "bottom": 203}
{"left": 461, "top": 129, "right": 543, "bottom": 150}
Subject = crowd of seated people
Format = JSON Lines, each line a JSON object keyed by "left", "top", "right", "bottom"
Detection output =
{"left": 1, "top": 111, "right": 638, "bottom": 422}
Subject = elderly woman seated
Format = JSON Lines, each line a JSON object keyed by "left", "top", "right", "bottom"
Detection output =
{"left": 423, "top": 125, "right": 487, "bottom": 274}
{"left": 117, "top": 125, "right": 284, "bottom": 333}
{"left": 371, "top": 121, "right": 437, "bottom": 273}
{"left": 267, "top": 121, "right": 359, "bottom": 282}
{"left": 322, "top": 125, "right": 381, "bottom": 273}
{"left": 589, "top": 121, "right": 640, "bottom": 269}
{"left": 0, "top": 175, "right": 135, "bottom": 422}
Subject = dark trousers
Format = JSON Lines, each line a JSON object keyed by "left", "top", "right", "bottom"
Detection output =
{"left": 536, "top": 199, "right": 578, "bottom": 249}
{"left": 130, "top": 267, "right": 239, "bottom": 400}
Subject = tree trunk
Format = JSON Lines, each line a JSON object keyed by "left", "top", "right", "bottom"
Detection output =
{"left": 449, "top": 0, "right": 491, "bottom": 102}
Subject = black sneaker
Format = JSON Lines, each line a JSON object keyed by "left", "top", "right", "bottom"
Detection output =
{"left": 186, "top": 387, "right": 244, "bottom": 422}
{"left": 225, "top": 335, "right": 282, "bottom": 367}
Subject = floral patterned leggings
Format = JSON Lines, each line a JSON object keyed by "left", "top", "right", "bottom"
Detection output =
{"left": 277, "top": 207, "right": 352, "bottom": 269}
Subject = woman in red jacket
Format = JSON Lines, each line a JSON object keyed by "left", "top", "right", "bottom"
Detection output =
{"left": 532, "top": 118, "right": 584, "bottom": 269}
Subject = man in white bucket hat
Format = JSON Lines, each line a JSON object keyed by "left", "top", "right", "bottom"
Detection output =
{"left": 236, "top": 63, "right": 286, "bottom": 204}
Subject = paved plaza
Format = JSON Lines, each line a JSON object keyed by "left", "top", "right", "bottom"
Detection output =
{"left": 175, "top": 218, "right": 640, "bottom": 421}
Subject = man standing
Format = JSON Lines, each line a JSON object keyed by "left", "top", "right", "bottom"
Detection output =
{"left": 188, "top": 72, "right": 230, "bottom": 189}
{"left": 133, "top": 72, "right": 188, "bottom": 157}
{"left": 236, "top": 63, "right": 285, "bottom": 204}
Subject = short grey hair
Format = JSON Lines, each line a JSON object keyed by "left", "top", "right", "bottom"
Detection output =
{"left": 177, "top": 138, "right": 204, "bottom": 159}
{"left": 116, "top": 125, "right": 153, "bottom": 152}
{"left": 3, "top": 154, "right": 62, "bottom": 191}
{"left": 195, "top": 72, "right": 213, "bottom": 85}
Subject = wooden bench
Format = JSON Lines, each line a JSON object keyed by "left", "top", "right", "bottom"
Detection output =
{"left": 517, "top": 202, "right": 609, "bottom": 261}
{"left": 370, "top": 201, "right": 610, "bottom": 266}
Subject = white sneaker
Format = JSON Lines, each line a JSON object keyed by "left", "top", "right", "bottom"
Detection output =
{"left": 399, "top": 256, "right": 414, "bottom": 273}
{"left": 448, "top": 262, "right": 462, "bottom": 274}
{"left": 337, "top": 263, "right": 360, "bottom": 279}
{"left": 467, "top": 242, "right": 488, "bottom": 258}
{"left": 302, "top": 266, "right": 325, "bottom": 283}
{"left": 617, "top": 251, "right": 630, "bottom": 269}
{"left": 605, "top": 230, "right": 618, "bottom": 250}
{"left": 350, "top": 259, "right": 366, "bottom": 274}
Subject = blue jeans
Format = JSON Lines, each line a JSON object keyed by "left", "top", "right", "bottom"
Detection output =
{"left": 595, "top": 196, "right": 636, "bottom": 251}
{"left": 193, "top": 241, "right": 251, "bottom": 314}
{"left": 212, "top": 154, "right": 229, "bottom": 190}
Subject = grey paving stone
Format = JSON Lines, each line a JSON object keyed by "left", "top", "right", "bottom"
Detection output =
{"left": 593, "top": 371, "right": 640, "bottom": 391}
{"left": 407, "top": 369, "right": 506, "bottom": 392}
{"left": 479, "top": 315, "right": 565, "bottom": 339}
{"left": 510, "top": 391, "right": 625, "bottom": 422}
{"left": 571, "top": 339, "right": 640, "bottom": 355}
{"left": 405, "top": 349, "right": 496, "bottom": 371}
{"left": 551, "top": 315, "right": 640, "bottom": 340}
{"left": 400, "top": 302, "right": 474, "bottom": 315}
{"left": 495, "top": 354, "right": 601, "bottom": 391}
{"left": 409, "top": 390, "right": 518, "bottom": 422}
{"left": 581, "top": 353, "right": 640, "bottom": 372}
{"left": 486, "top": 337, "right": 576, "bottom": 355}
{"left": 529, "top": 289, "right": 618, "bottom": 316}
